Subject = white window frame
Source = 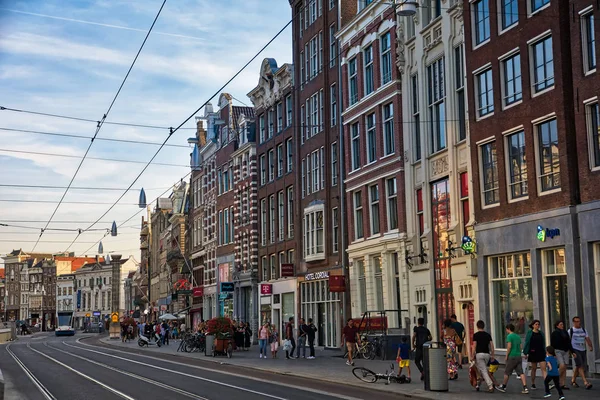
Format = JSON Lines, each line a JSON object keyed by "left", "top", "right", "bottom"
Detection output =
{"left": 364, "top": 45, "right": 374, "bottom": 96}
{"left": 301, "top": 158, "right": 306, "bottom": 198}
{"left": 332, "top": 206, "right": 339, "bottom": 253}
{"left": 329, "top": 23, "right": 337, "bottom": 68}
{"left": 534, "top": 116, "right": 561, "bottom": 195}
{"left": 472, "top": 0, "right": 491, "bottom": 48}
{"left": 259, "top": 114, "right": 265, "bottom": 143}
{"left": 286, "top": 138, "right": 293, "bottom": 173}
{"left": 580, "top": 9, "right": 596, "bottom": 75}
{"left": 498, "top": 0, "right": 519, "bottom": 33}
{"left": 380, "top": 31, "right": 392, "bottom": 85}
{"left": 529, "top": 0, "right": 550, "bottom": 16}
{"left": 287, "top": 186, "right": 294, "bottom": 238}
{"left": 303, "top": 204, "right": 325, "bottom": 261}
{"left": 386, "top": 177, "right": 398, "bottom": 231}
{"left": 585, "top": 99, "right": 600, "bottom": 171}
{"left": 366, "top": 113, "right": 376, "bottom": 163}
{"left": 479, "top": 139, "right": 500, "bottom": 207}
{"left": 268, "top": 149, "right": 275, "bottom": 181}
{"left": 354, "top": 191, "right": 364, "bottom": 240}
{"left": 269, "top": 195, "right": 275, "bottom": 243}
{"left": 369, "top": 184, "right": 380, "bottom": 236}
{"left": 331, "top": 141, "right": 338, "bottom": 186}
{"left": 330, "top": 83, "right": 337, "bottom": 126}
{"left": 277, "top": 102, "right": 283, "bottom": 132}
{"left": 528, "top": 33, "right": 554, "bottom": 96}
{"left": 277, "top": 144, "right": 284, "bottom": 178}
{"left": 504, "top": 128, "right": 529, "bottom": 201}
{"left": 349, "top": 57, "right": 358, "bottom": 105}
{"left": 311, "top": 150, "right": 320, "bottom": 192}
{"left": 320, "top": 146, "right": 325, "bottom": 190}
{"left": 428, "top": 57, "right": 446, "bottom": 153}
{"left": 350, "top": 122, "right": 361, "bottom": 171}
{"left": 278, "top": 190, "right": 285, "bottom": 241}
{"left": 499, "top": 50, "right": 522, "bottom": 109}
{"left": 286, "top": 94, "right": 292, "bottom": 127}
{"left": 383, "top": 103, "right": 395, "bottom": 156}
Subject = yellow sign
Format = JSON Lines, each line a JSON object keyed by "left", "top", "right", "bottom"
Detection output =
{"left": 85, "top": 313, "right": 91, "bottom": 317}
{"left": 111, "top": 312, "right": 119, "bottom": 323}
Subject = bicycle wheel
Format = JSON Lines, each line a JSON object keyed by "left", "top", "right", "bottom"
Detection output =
{"left": 352, "top": 367, "right": 378, "bottom": 383}
{"left": 360, "top": 342, "right": 374, "bottom": 359}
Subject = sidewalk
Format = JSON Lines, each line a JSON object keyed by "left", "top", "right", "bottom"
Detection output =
{"left": 98, "top": 337, "right": 596, "bottom": 399}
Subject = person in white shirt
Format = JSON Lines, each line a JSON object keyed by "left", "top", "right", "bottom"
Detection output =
{"left": 180, "top": 323, "right": 186, "bottom": 334}
{"left": 569, "top": 316, "right": 593, "bottom": 389}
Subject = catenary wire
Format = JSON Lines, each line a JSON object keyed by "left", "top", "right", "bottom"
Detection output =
{"left": 0, "top": 184, "right": 170, "bottom": 191}
{"left": 29, "top": 0, "right": 167, "bottom": 253}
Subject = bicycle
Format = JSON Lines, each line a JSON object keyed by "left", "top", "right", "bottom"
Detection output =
{"left": 352, "top": 363, "right": 410, "bottom": 385}
{"left": 368, "top": 336, "right": 386, "bottom": 360}
{"left": 343, "top": 337, "right": 373, "bottom": 360}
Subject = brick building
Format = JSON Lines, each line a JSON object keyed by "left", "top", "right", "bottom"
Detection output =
{"left": 337, "top": 1, "right": 406, "bottom": 329}
{"left": 248, "top": 58, "right": 296, "bottom": 334}
{"left": 288, "top": 0, "right": 357, "bottom": 348}
{"left": 464, "top": 0, "right": 599, "bottom": 370}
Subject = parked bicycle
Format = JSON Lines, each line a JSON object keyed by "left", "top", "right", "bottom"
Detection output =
{"left": 368, "top": 335, "right": 386, "bottom": 360}
{"left": 352, "top": 363, "right": 410, "bottom": 385}
{"left": 343, "top": 336, "right": 373, "bottom": 360}
{"left": 177, "top": 332, "right": 206, "bottom": 353}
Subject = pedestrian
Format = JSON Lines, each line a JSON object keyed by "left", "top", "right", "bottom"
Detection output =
{"left": 180, "top": 322, "right": 186, "bottom": 334}
{"left": 396, "top": 335, "right": 412, "bottom": 382}
{"left": 235, "top": 322, "right": 245, "bottom": 351}
{"left": 495, "top": 323, "right": 529, "bottom": 394}
{"left": 306, "top": 318, "right": 317, "bottom": 359}
{"left": 258, "top": 322, "right": 270, "bottom": 359}
{"left": 524, "top": 320, "right": 547, "bottom": 389}
{"left": 297, "top": 318, "right": 308, "bottom": 359}
{"left": 471, "top": 320, "right": 495, "bottom": 392}
{"left": 244, "top": 322, "right": 252, "bottom": 351}
{"left": 443, "top": 319, "right": 459, "bottom": 380}
{"left": 544, "top": 346, "right": 566, "bottom": 399}
{"left": 270, "top": 324, "right": 279, "bottom": 358}
{"left": 568, "top": 316, "right": 593, "bottom": 389}
{"left": 412, "top": 317, "right": 432, "bottom": 381}
{"left": 550, "top": 320, "right": 572, "bottom": 391}
{"left": 451, "top": 314, "right": 466, "bottom": 367}
{"left": 341, "top": 318, "right": 360, "bottom": 366}
{"left": 285, "top": 317, "right": 296, "bottom": 359}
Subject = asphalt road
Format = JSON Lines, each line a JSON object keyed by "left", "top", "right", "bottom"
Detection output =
{"left": 0, "top": 334, "right": 400, "bottom": 400}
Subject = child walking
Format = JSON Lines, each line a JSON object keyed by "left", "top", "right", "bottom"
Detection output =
{"left": 396, "top": 336, "right": 412, "bottom": 382}
{"left": 544, "top": 346, "right": 565, "bottom": 400}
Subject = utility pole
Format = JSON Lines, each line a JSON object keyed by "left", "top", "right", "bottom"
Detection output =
{"left": 109, "top": 254, "right": 122, "bottom": 339}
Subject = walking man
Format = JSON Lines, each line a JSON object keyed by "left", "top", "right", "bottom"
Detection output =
{"left": 341, "top": 318, "right": 360, "bottom": 366}
{"left": 451, "top": 314, "right": 466, "bottom": 367}
{"left": 495, "top": 324, "right": 529, "bottom": 394}
{"left": 569, "top": 316, "right": 593, "bottom": 389}
{"left": 285, "top": 317, "right": 296, "bottom": 359}
{"left": 307, "top": 318, "right": 317, "bottom": 359}
{"left": 412, "top": 317, "right": 431, "bottom": 381}
{"left": 297, "top": 318, "right": 308, "bottom": 358}
{"left": 471, "top": 320, "right": 495, "bottom": 392}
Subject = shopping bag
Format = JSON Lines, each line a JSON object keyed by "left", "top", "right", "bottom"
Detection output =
{"left": 469, "top": 362, "right": 479, "bottom": 388}
{"left": 282, "top": 339, "right": 292, "bottom": 351}
{"left": 521, "top": 357, "right": 529, "bottom": 375}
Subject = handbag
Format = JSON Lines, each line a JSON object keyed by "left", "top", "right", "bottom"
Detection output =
{"left": 455, "top": 334, "right": 463, "bottom": 346}
{"left": 282, "top": 339, "right": 292, "bottom": 351}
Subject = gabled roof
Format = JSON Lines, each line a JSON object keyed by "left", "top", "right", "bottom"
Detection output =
{"left": 55, "top": 256, "right": 104, "bottom": 272}
{"left": 232, "top": 106, "right": 255, "bottom": 128}
{"left": 10, "top": 249, "right": 24, "bottom": 256}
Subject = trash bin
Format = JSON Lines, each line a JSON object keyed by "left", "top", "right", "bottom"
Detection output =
{"left": 204, "top": 334, "right": 214, "bottom": 356}
{"left": 423, "top": 341, "right": 448, "bottom": 392}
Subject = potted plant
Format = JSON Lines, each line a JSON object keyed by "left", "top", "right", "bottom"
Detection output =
{"left": 207, "top": 317, "right": 233, "bottom": 353}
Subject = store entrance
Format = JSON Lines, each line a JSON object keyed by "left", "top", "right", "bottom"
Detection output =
{"left": 317, "top": 303, "right": 325, "bottom": 346}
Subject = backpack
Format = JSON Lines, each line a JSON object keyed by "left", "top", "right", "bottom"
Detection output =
{"left": 568, "top": 327, "right": 586, "bottom": 339}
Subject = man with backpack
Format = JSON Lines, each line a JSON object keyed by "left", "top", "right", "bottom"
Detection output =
{"left": 569, "top": 316, "right": 593, "bottom": 389}
{"left": 413, "top": 317, "right": 432, "bottom": 381}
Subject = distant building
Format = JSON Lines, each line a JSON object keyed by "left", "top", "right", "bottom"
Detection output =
{"left": 56, "top": 274, "right": 75, "bottom": 312}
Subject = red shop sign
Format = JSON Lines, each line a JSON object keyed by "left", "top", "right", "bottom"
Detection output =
{"left": 260, "top": 284, "right": 273, "bottom": 295}
{"left": 329, "top": 275, "right": 346, "bottom": 292}
{"left": 193, "top": 287, "right": 204, "bottom": 297}
{"left": 280, "top": 263, "right": 294, "bottom": 277}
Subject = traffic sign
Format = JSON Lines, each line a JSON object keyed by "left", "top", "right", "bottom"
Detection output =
{"left": 111, "top": 312, "right": 119, "bottom": 323}
{"left": 85, "top": 313, "right": 91, "bottom": 317}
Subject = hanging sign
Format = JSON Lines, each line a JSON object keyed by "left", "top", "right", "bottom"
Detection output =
{"left": 304, "top": 271, "right": 329, "bottom": 281}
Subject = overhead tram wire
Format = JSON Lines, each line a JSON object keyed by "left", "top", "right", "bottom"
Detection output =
{"left": 72, "top": 19, "right": 293, "bottom": 253}
{"left": 29, "top": 0, "right": 167, "bottom": 253}
{"left": 0, "top": 127, "right": 191, "bottom": 148}
{"left": 0, "top": 184, "right": 170, "bottom": 191}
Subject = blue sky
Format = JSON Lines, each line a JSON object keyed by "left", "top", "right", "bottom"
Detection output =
{"left": 0, "top": 0, "right": 292, "bottom": 261}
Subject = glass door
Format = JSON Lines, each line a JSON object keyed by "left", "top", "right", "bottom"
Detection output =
{"left": 547, "top": 276, "right": 568, "bottom": 326}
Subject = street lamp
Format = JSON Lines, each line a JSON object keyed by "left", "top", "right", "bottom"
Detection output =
{"left": 394, "top": 1, "right": 418, "bottom": 16}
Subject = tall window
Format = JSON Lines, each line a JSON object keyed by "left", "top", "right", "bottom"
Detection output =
{"left": 366, "top": 113, "right": 376, "bottom": 163}
{"left": 278, "top": 191, "right": 285, "bottom": 241}
{"left": 370, "top": 185, "right": 380, "bottom": 235}
{"left": 543, "top": 248, "right": 569, "bottom": 332}
{"left": 286, "top": 95, "right": 292, "bottom": 127}
{"left": 386, "top": 178, "right": 398, "bottom": 231}
{"left": 332, "top": 207, "right": 339, "bottom": 253}
{"left": 351, "top": 123, "right": 361, "bottom": 170}
{"left": 277, "top": 144, "right": 284, "bottom": 177}
{"left": 455, "top": 46, "right": 466, "bottom": 141}
{"left": 259, "top": 114, "right": 265, "bottom": 143}
{"left": 304, "top": 207, "right": 325, "bottom": 259}
{"left": 459, "top": 172, "right": 469, "bottom": 237}
{"left": 224, "top": 208, "right": 230, "bottom": 243}
{"left": 320, "top": 146, "right": 325, "bottom": 190}
{"left": 364, "top": 45, "right": 374, "bottom": 95}
{"left": 349, "top": 58, "right": 358, "bottom": 105}
{"left": 268, "top": 149, "right": 275, "bottom": 181}
{"left": 412, "top": 75, "right": 421, "bottom": 160}
{"left": 354, "top": 191, "right": 364, "bottom": 240}
{"left": 300, "top": 105, "right": 306, "bottom": 143}
{"left": 331, "top": 142, "right": 338, "bottom": 186}
{"left": 416, "top": 188, "right": 424, "bottom": 236}
{"left": 300, "top": 51, "right": 305, "bottom": 87}
{"left": 481, "top": 141, "right": 499, "bottom": 205}
{"left": 380, "top": 32, "right": 392, "bottom": 85}
{"left": 268, "top": 109, "right": 274, "bottom": 138}
{"left": 476, "top": 68, "right": 494, "bottom": 117}
{"left": 588, "top": 103, "right": 600, "bottom": 169}
{"left": 286, "top": 138, "right": 293, "bottom": 173}
{"left": 582, "top": 13, "right": 596, "bottom": 73}
{"left": 312, "top": 150, "right": 320, "bottom": 192}
{"left": 373, "top": 255, "right": 384, "bottom": 310}
{"left": 507, "top": 130, "right": 528, "bottom": 199}
{"left": 473, "top": 0, "right": 490, "bottom": 45}
{"left": 501, "top": 0, "right": 518, "bottom": 30}
{"left": 531, "top": 36, "right": 554, "bottom": 93}
{"left": 531, "top": 0, "right": 550, "bottom": 13}
{"left": 287, "top": 186, "right": 294, "bottom": 238}
{"left": 277, "top": 102, "right": 283, "bottom": 132}
{"left": 329, "top": 23, "right": 337, "bottom": 68}
{"left": 383, "top": 103, "right": 395, "bottom": 155}
{"left": 537, "top": 118, "right": 560, "bottom": 191}
{"left": 330, "top": 83, "right": 337, "bottom": 126}
{"left": 428, "top": 58, "right": 446, "bottom": 153}
{"left": 301, "top": 159, "right": 306, "bottom": 198}
{"left": 261, "top": 256, "right": 268, "bottom": 282}
{"left": 269, "top": 195, "right": 275, "bottom": 243}
{"left": 356, "top": 259, "right": 367, "bottom": 313}
{"left": 270, "top": 254, "right": 277, "bottom": 280}
{"left": 502, "top": 53, "right": 522, "bottom": 106}
{"left": 490, "top": 252, "right": 533, "bottom": 348}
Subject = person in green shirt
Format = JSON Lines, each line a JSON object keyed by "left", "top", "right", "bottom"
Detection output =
{"left": 495, "top": 323, "right": 529, "bottom": 394}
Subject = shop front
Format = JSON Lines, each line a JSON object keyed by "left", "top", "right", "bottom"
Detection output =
{"left": 259, "top": 279, "right": 297, "bottom": 335}
{"left": 203, "top": 284, "right": 217, "bottom": 321}
{"left": 190, "top": 286, "right": 203, "bottom": 329}
{"left": 299, "top": 269, "right": 344, "bottom": 348}
{"left": 476, "top": 207, "right": 578, "bottom": 350}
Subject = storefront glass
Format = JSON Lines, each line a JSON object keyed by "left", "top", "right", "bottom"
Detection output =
{"left": 543, "top": 248, "right": 568, "bottom": 330}
{"left": 261, "top": 304, "right": 272, "bottom": 325}
{"left": 282, "top": 293, "right": 294, "bottom": 330}
{"left": 490, "top": 252, "right": 533, "bottom": 348}
{"left": 301, "top": 279, "right": 341, "bottom": 347}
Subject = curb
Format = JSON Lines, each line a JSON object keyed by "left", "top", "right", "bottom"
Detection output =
{"left": 0, "top": 367, "right": 4, "bottom": 400}
{"left": 95, "top": 337, "right": 433, "bottom": 399}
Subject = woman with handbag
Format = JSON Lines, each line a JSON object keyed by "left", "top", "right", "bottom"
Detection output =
{"left": 443, "top": 319, "right": 459, "bottom": 380}
{"left": 270, "top": 324, "right": 279, "bottom": 358}
{"left": 523, "top": 320, "right": 547, "bottom": 389}
{"left": 258, "top": 322, "right": 270, "bottom": 359}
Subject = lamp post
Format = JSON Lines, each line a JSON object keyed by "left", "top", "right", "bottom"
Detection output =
{"left": 393, "top": 1, "right": 418, "bottom": 16}
{"left": 109, "top": 254, "right": 122, "bottom": 339}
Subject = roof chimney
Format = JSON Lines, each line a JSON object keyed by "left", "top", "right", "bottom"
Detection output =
{"left": 95, "top": 255, "right": 99, "bottom": 264}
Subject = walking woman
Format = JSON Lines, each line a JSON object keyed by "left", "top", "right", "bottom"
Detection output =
{"left": 550, "top": 320, "right": 571, "bottom": 390}
{"left": 258, "top": 322, "right": 270, "bottom": 359}
{"left": 524, "top": 320, "right": 547, "bottom": 389}
{"left": 244, "top": 322, "right": 253, "bottom": 351}
{"left": 443, "top": 319, "right": 459, "bottom": 380}
{"left": 270, "top": 324, "right": 279, "bottom": 358}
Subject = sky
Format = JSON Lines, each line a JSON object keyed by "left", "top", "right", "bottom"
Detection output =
{"left": 0, "top": 0, "right": 292, "bottom": 264}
